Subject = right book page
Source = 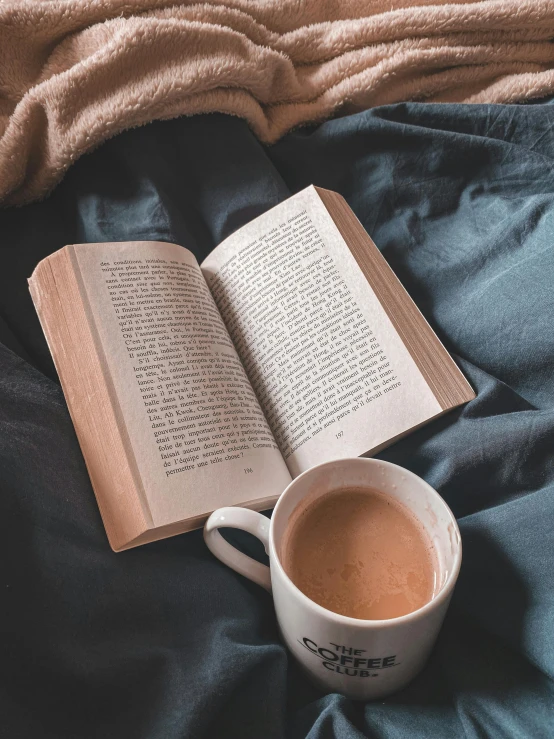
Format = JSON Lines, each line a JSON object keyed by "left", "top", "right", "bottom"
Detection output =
{"left": 201, "top": 186, "right": 474, "bottom": 478}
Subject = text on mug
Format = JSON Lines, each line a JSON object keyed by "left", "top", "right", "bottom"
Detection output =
{"left": 301, "top": 638, "right": 398, "bottom": 678}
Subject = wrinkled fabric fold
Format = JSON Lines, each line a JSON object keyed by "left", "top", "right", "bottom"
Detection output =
{"left": 2, "top": 0, "right": 554, "bottom": 205}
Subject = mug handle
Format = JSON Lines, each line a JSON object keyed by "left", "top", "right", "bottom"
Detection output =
{"left": 204, "top": 507, "right": 272, "bottom": 591}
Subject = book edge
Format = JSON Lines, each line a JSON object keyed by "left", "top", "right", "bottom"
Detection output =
{"left": 314, "top": 187, "right": 475, "bottom": 412}
{"left": 29, "top": 249, "right": 152, "bottom": 552}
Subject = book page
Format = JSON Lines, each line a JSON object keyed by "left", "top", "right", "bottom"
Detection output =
{"left": 72, "top": 242, "right": 291, "bottom": 526}
{"left": 201, "top": 187, "right": 442, "bottom": 477}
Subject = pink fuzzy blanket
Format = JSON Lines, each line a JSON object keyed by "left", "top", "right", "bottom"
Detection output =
{"left": 2, "top": 0, "right": 554, "bottom": 205}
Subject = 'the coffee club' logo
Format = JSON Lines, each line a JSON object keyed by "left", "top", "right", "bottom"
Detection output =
{"left": 300, "top": 638, "right": 398, "bottom": 678}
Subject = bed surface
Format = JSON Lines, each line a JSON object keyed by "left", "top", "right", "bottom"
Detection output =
{"left": 1, "top": 103, "right": 553, "bottom": 738}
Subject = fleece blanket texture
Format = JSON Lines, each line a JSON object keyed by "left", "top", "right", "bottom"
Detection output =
{"left": 2, "top": 0, "right": 554, "bottom": 205}
{"left": 1, "top": 102, "right": 554, "bottom": 737}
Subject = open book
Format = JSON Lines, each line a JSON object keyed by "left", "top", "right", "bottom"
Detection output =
{"left": 29, "top": 186, "right": 474, "bottom": 551}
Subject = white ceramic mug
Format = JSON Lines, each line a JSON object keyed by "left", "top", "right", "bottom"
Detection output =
{"left": 204, "top": 458, "right": 461, "bottom": 700}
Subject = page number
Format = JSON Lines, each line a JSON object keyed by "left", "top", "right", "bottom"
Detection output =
{"left": 244, "top": 468, "right": 253, "bottom": 474}
{"left": 335, "top": 431, "right": 344, "bottom": 439}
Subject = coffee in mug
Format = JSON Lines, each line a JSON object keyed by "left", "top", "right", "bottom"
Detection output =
{"left": 282, "top": 487, "right": 437, "bottom": 620}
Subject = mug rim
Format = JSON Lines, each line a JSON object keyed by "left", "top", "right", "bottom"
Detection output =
{"left": 269, "top": 457, "right": 462, "bottom": 629}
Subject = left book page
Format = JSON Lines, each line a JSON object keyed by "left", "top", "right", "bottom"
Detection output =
{"left": 29, "top": 241, "right": 291, "bottom": 551}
